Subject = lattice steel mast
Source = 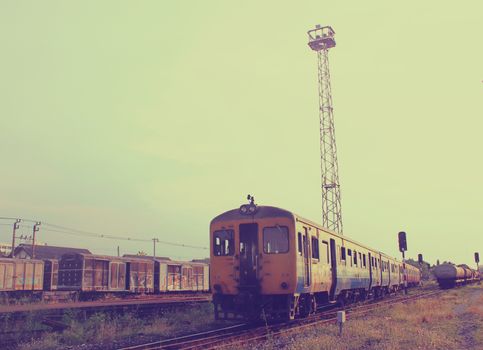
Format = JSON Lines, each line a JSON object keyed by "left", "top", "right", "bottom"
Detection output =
{"left": 307, "top": 25, "right": 343, "bottom": 234}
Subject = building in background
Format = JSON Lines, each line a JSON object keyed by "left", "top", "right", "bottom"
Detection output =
{"left": 0, "top": 242, "right": 12, "bottom": 257}
{"left": 13, "top": 243, "right": 91, "bottom": 259}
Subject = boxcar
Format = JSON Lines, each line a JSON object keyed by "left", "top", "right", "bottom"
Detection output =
{"left": 58, "top": 253, "right": 127, "bottom": 292}
{"left": 0, "top": 258, "right": 44, "bottom": 293}
{"left": 155, "top": 259, "right": 209, "bottom": 292}
{"left": 124, "top": 257, "right": 155, "bottom": 294}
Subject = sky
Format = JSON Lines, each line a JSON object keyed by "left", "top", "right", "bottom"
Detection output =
{"left": 0, "top": 1, "right": 481, "bottom": 265}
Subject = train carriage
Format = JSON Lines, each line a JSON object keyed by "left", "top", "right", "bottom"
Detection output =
{"left": 0, "top": 258, "right": 44, "bottom": 297}
{"left": 124, "top": 257, "right": 155, "bottom": 294}
{"left": 156, "top": 259, "right": 209, "bottom": 292}
{"left": 210, "top": 204, "right": 421, "bottom": 320}
{"left": 58, "top": 253, "right": 127, "bottom": 293}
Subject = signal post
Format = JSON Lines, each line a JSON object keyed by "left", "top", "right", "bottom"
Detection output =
{"left": 398, "top": 231, "right": 408, "bottom": 295}
{"left": 475, "top": 252, "right": 480, "bottom": 285}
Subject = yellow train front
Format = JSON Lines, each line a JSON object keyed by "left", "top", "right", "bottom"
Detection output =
{"left": 210, "top": 205, "right": 299, "bottom": 320}
{"left": 210, "top": 203, "right": 420, "bottom": 320}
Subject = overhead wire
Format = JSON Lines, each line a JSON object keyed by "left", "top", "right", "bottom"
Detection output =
{"left": 0, "top": 217, "right": 208, "bottom": 250}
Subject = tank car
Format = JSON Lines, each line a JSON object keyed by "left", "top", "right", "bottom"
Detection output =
{"left": 433, "top": 263, "right": 470, "bottom": 288}
{"left": 210, "top": 204, "right": 420, "bottom": 320}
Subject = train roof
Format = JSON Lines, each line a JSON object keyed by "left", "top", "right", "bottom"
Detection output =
{"left": 60, "top": 252, "right": 125, "bottom": 261}
{"left": 212, "top": 205, "right": 404, "bottom": 264}
{"left": 0, "top": 257, "right": 44, "bottom": 264}
{"left": 123, "top": 254, "right": 171, "bottom": 261}
{"left": 211, "top": 206, "right": 294, "bottom": 225}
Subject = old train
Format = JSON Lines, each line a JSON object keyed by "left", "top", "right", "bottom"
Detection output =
{"left": 433, "top": 263, "right": 479, "bottom": 289}
{"left": 0, "top": 253, "right": 209, "bottom": 302}
{"left": 210, "top": 204, "right": 421, "bottom": 320}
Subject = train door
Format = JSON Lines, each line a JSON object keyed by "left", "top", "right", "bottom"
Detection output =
{"left": 388, "top": 260, "right": 391, "bottom": 286}
{"left": 329, "top": 238, "right": 337, "bottom": 300}
{"left": 239, "top": 223, "right": 258, "bottom": 287}
{"left": 368, "top": 252, "right": 373, "bottom": 289}
{"left": 303, "top": 228, "right": 310, "bottom": 286}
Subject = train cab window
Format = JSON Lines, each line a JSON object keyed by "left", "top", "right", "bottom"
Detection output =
{"left": 213, "top": 230, "right": 234, "bottom": 256}
{"left": 311, "top": 237, "right": 320, "bottom": 260}
{"left": 322, "top": 241, "right": 329, "bottom": 264}
{"left": 297, "top": 233, "right": 302, "bottom": 256}
{"left": 263, "top": 226, "right": 289, "bottom": 254}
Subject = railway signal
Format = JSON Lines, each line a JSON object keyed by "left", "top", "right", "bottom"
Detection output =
{"left": 398, "top": 231, "right": 407, "bottom": 252}
{"left": 418, "top": 254, "right": 423, "bottom": 264}
{"left": 398, "top": 231, "right": 408, "bottom": 294}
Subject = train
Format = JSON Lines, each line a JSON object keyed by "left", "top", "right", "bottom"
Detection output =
{"left": 432, "top": 263, "right": 479, "bottom": 289}
{"left": 0, "top": 253, "right": 209, "bottom": 302}
{"left": 210, "top": 204, "right": 421, "bottom": 320}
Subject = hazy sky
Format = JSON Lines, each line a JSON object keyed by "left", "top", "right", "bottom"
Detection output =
{"left": 0, "top": 1, "right": 481, "bottom": 265}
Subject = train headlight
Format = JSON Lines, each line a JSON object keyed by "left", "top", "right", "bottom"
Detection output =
{"left": 248, "top": 204, "right": 257, "bottom": 214}
{"left": 239, "top": 204, "right": 258, "bottom": 215}
{"left": 239, "top": 205, "right": 249, "bottom": 214}
{"left": 281, "top": 282, "right": 288, "bottom": 290}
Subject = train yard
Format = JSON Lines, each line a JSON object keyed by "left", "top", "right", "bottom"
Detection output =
{"left": 1, "top": 10, "right": 481, "bottom": 350}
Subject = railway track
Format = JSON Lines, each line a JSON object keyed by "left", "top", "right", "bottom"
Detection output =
{"left": 118, "top": 287, "right": 444, "bottom": 350}
{"left": 0, "top": 294, "right": 211, "bottom": 348}
{"left": 0, "top": 293, "right": 211, "bottom": 315}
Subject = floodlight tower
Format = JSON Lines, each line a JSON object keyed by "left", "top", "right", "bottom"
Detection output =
{"left": 308, "top": 25, "right": 343, "bottom": 234}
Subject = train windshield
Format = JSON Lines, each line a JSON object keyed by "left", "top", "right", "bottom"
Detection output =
{"left": 263, "top": 226, "right": 289, "bottom": 254}
{"left": 213, "top": 230, "right": 234, "bottom": 256}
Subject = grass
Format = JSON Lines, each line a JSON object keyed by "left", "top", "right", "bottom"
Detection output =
{"left": 15, "top": 303, "right": 226, "bottom": 350}
{"left": 232, "top": 285, "right": 481, "bottom": 350}
{"left": 12, "top": 285, "right": 483, "bottom": 350}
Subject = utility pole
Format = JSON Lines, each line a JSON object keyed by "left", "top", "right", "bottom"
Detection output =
{"left": 152, "top": 238, "right": 159, "bottom": 259}
{"left": 10, "top": 219, "right": 21, "bottom": 258}
{"left": 31, "top": 222, "right": 41, "bottom": 259}
{"left": 308, "top": 25, "right": 343, "bottom": 234}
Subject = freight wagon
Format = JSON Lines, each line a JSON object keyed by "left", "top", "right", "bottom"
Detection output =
{"left": 58, "top": 253, "right": 127, "bottom": 296}
{"left": 0, "top": 258, "right": 44, "bottom": 301}
{"left": 433, "top": 263, "right": 479, "bottom": 288}
{"left": 124, "top": 256, "right": 210, "bottom": 293}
